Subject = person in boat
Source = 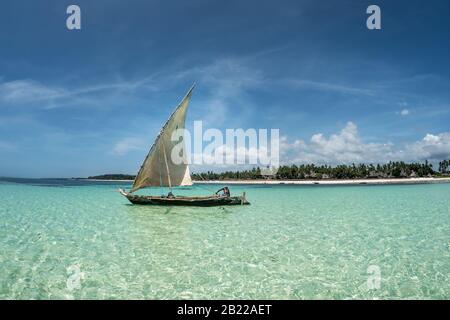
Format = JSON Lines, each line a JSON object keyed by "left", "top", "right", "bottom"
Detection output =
{"left": 215, "top": 186, "right": 230, "bottom": 197}
{"left": 167, "top": 191, "right": 175, "bottom": 198}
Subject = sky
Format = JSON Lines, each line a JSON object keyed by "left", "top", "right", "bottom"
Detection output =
{"left": 0, "top": 0, "right": 450, "bottom": 177}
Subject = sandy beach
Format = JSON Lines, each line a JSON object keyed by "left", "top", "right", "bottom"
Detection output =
{"left": 195, "top": 177, "right": 450, "bottom": 185}
{"left": 86, "top": 177, "right": 450, "bottom": 185}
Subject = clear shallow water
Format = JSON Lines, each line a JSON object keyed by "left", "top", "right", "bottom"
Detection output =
{"left": 0, "top": 179, "right": 449, "bottom": 299}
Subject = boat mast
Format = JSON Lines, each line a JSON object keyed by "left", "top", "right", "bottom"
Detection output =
{"left": 158, "top": 140, "right": 164, "bottom": 195}
{"left": 162, "top": 141, "right": 173, "bottom": 192}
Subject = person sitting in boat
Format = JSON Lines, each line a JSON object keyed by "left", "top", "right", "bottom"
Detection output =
{"left": 215, "top": 187, "right": 230, "bottom": 197}
{"left": 167, "top": 191, "right": 175, "bottom": 198}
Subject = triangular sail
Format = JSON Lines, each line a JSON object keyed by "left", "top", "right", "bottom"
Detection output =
{"left": 130, "top": 86, "right": 194, "bottom": 193}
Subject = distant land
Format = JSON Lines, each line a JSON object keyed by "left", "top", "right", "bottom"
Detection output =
{"left": 86, "top": 161, "right": 450, "bottom": 181}
{"left": 87, "top": 174, "right": 135, "bottom": 180}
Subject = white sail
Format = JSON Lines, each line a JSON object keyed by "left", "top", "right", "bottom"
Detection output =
{"left": 130, "top": 86, "right": 194, "bottom": 193}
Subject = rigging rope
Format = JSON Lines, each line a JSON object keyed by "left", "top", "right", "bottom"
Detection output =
{"left": 194, "top": 183, "right": 217, "bottom": 194}
{"left": 158, "top": 140, "right": 164, "bottom": 196}
{"left": 193, "top": 173, "right": 220, "bottom": 194}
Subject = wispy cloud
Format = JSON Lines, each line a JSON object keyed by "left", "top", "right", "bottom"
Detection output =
{"left": 112, "top": 137, "right": 146, "bottom": 156}
{"left": 0, "top": 76, "right": 161, "bottom": 109}
{"left": 149, "top": 57, "right": 266, "bottom": 127}
{"left": 0, "top": 56, "right": 263, "bottom": 114}
{"left": 0, "top": 141, "right": 18, "bottom": 152}
{"left": 287, "top": 79, "right": 374, "bottom": 96}
{"left": 0, "top": 80, "right": 67, "bottom": 104}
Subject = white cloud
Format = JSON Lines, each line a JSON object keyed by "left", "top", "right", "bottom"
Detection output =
{"left": 281, "top": 122, "right": 450, "bottom": 165}
{"left": 192, "top": 143, "right": 272, "bottom": 166}
{"left": 112, "top": 137, "right": 146, "bottom": 156}
{"left": 399, "top": 109, "right": 410, "bottom": 116}
{"left": 405, "top": 133, "right": 450, "bottom": 160}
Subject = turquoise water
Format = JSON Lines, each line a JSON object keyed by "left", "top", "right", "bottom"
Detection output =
{"left": 0, "top": 179, "right": 449, "bottom": 299}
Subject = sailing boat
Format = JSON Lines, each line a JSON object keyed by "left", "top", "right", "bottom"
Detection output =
{"left": 119, "top": 85, "right": 250, "bottom": 206}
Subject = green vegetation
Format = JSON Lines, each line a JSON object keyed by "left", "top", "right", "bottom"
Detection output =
{"left": 88, "top": 160, "right": 450, "bottom": 181}
{"left": 192, "top": 161, "right": 442, "bottom": 180}
{"left": 438, "top": 160, "right": 450, "bottom": 174}
{"left": 193, "top": 168, "right": 264, "bottom": 181}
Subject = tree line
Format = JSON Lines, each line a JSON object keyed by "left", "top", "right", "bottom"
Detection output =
{"left": 87, "top": 160, "right": 450, "bottom": 181}
{"left": 192, "top": 160, "right": 450, "bottom": 181}
{"left": 439, "top": 160, "right": 450, "bottom": 174}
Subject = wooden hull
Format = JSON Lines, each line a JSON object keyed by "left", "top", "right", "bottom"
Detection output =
{"left": 119, "top": 189, "right": 250, "bottom": 207}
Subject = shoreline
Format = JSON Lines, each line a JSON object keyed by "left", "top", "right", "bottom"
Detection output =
{"left": 85, "top": 177, "right": 450, "bottom": 186}
{"left": 85, "top": 179, "right": 135, "bottom": 182}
